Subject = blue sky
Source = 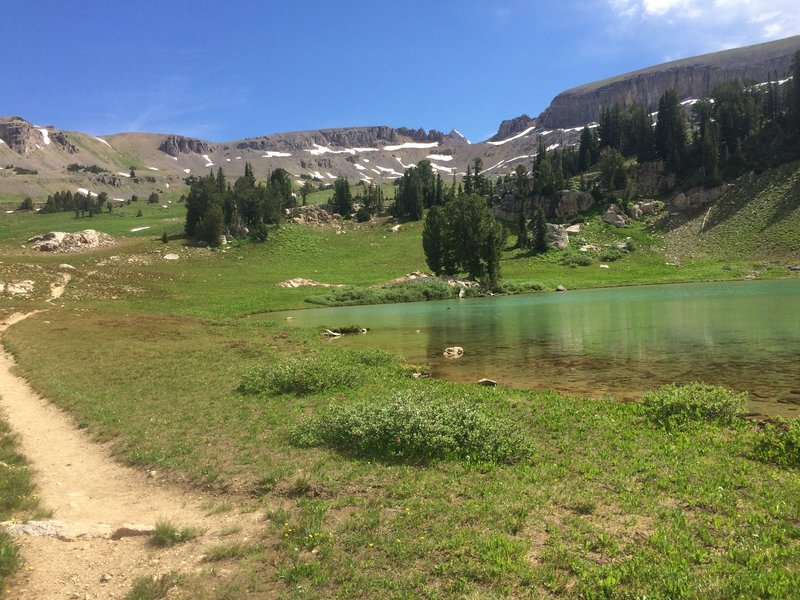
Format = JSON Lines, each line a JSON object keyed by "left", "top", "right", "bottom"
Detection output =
{"left": 4, "top": 0, "right": 798, "bottom": 143}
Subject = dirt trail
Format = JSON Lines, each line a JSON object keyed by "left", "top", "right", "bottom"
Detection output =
{"left": 0, "top": 312, "right": 265, "bottom": 599}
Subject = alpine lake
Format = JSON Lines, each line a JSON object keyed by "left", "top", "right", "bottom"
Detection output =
{"left": 271, "top": 279, "right": 800, "bottom": 418}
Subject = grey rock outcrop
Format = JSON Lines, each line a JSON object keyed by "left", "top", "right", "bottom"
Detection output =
{"left": 546, "top": 223, "right": 570, "bottom": 249}
{"left": 537, "top": 36, "right": 800, "bottom": 129}
{"left": 158, "top": 134, "right": 215, "bottom": 157}
{"left": 0, "top": 117, "right": 78, "bottom": 155}
{"left": 489, "top": 114, "right": 537, "bottom": 142}
{"left": 552, "top": 190, "right": 595, "bottom": 220}
{"left": 672, "top": 185, "right": 731, "bottom": 211}
{"left": 28, "top": 229, "right": 115, "bottom": 252}
{"left": 603, "top": 204, "right": 629, "bottom": 227}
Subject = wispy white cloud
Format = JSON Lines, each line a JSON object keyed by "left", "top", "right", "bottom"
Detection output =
{"left": 609, "top": 0, "right": 800, "bottom": 41}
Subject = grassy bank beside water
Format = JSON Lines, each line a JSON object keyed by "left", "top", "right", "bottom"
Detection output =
{"left": 1, "top": 172, "right": 799, "bottom": 596}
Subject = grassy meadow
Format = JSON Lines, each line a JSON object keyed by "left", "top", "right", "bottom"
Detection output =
{"left": 1, "top": 183, "right": 799, "bottom": 597}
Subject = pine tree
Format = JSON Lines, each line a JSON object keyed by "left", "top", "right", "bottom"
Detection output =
{"left": 531, "top": 207, "right": 548, "bottom": 253}
{"left": 578, "top": 126, "right": 595, "bottom": 171}
{"left": 333, "top": 176, "right": 353, "bottom": 216}
{"left": 654, "top": 89, "right": 688, "bottom": 174}
{"left": 464, "top": 165, "right": 473, "bottom": 195}
{"left": 422, "top": 206, "right": 447, "bottom": 275}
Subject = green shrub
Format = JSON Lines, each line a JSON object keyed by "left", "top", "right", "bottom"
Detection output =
{"left": 0, "top": 532, "right": 19, "bottom": 590}
{"left": 292, "top": 391, "right": 532, "bottom": 464}
{"left": 599, "top": 248, "right": 624, "bottom": 262}
{"left": 559, "top": 250, "right": 593, "bottom": 267}
{"left": 307, "top": 278, "right": 461, "bottom": 307}
{"left": 498, "top": 281, "right": 545, "bottom": 294}
{"left": 355, "top": 206, "right": 371, "bottom": 222}
{"left": 641, "top": 383, "right": 746, "bottom": 429}
{"left": 238, "top": 349, "right": 392, "bottom": 396}
{"left": 752, "top": 418, "right": 800, "bottom": 468}
{"left": 248, "top": 223, "right": 269, "bottom": 243}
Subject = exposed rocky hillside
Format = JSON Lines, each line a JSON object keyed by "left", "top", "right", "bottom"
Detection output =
{"left": 662, "top": 161, "right": 800, "bottom": 262}
{"left": 537, "top": 35, "right": 800, "bottom": 129}
{"left": 1, "top": 35, "right": 798, "bottom": 204}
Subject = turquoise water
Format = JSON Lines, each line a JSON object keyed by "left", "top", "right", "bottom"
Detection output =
{"left": 269, "top": 280, "right": 800, "bottom": 417}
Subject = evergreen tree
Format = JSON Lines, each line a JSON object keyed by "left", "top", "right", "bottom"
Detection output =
{"left": 713, "top": 80, "right": 756, "bottom": 169}
{"left": 702, "top": 119, "right": 721, "bottom": 187}
{"left": 422, "top": 206, "right": 447, "bottom": 275}
{"left": 654, "top": 89, "right": 688, "bottom": 174}
{"left": 513, "top": 164, "right": 530, "bottom": 248}
{"left": 578, "top": 126, "right": 596, "bottom": 171}
{"left": 628, "top": 104, "right": 655, "bottom": 162}
{"left": 531, "top": 207, "right": 548, "bottom": 253}
{"left": 300, "top": 181, "right": 314, "bottom": 206}
{"left": 598, "top": 147, "right": 628, "bottom": 191}
{"left": 332, "top": 176, "right": 353, "bottom": 216}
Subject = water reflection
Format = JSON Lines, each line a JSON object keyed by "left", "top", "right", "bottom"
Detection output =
{"left": 270, "top": 280, "right": 800, "bottom": 417}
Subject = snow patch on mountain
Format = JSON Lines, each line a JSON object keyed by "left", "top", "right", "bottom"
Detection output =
{"left": 374, "top": 165, "right": 403, "bottom": 176}
{"left": 77, "top": 188, "right": 98, "bottom": 198}
{"left": 202, "top": 154, "right": 214, "bottom": 167}
{"left": 430, "top": 163, "right": 454, "bottom": 174}
{"left": 94, "top": 137, "right": 112, "bottom": 147}
{"left": 37, "top": 128, "right": 51, "bottom": 145}
{"left": 395, "top": 157, "right": 415, "bottom": 169}
{"left": 117, "top": 172, "right": 131, "bottom": 178}
{"left": 487, "top": 126, "right": 537, "bottom": 146}
{"left": 354, "top": 164, "right": 366, "bottom": 170}
{"left": 263, "top": 151, "right": 292, "bottom": 158}
{"left": 383, "top": 141, "right": 438, "bottom": 151}
{"left": 452, "top": 130, "right": 471, "bottom": 144}
{"left": 427, "top": 154, "right": 453, "bottom": 162}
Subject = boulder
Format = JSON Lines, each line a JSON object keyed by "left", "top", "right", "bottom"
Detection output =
{"left": 553, "top": 190, "right": 595, "bottom": 220}
{"left": 671, "top": 185, "right": 731, "bottom": 211}
{"left": 602, "top": 204, "right": 629, "bottom": 228}
{"left": 565, "top": 223, "right": 582, "bottom": 234}
{"left": 28, "top": 230, "right": 114, "bottom": 252}
{"left": 546, "top": 223, "right": 569, "bottom": 249}
{"left": 628, "top": 204, "right": 643, "bottom": 220}
{"left": 163, "top": 253, "right": 180, "bottom": 261}
{"left": 638, "top": 200, "right": 659, "bottom": 215}
{"left": 556, "top": 284, "right": 567, "bottom": 292}
{"left": 443, "top": 346, "right": 464, "bottom": 358}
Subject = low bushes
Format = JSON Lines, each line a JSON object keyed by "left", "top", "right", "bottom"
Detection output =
{"left": 292, "top": 391, "right": 532, "bottom": 464}
{"left": 641, "top": 383, "right": 746, "bottom": 429}
{"left": 239, "top": 349, "right": 395, "bottom": 396}
{"left": 560, "top": 249, "right": 594, "bottom": 267}
{"left": 306, "top": 278, "right": 463, "bottom": 306}
{"left": 752, "top": 418, "right": 800, "bottom": 468}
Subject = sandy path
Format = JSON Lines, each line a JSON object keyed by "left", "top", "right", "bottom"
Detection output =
{"left": 0, "top": 313, "right": 266, "bottom": 599}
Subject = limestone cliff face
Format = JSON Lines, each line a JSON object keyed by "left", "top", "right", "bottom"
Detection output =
{"left": 232, "top": 126, "right": 452, "bottom": 153}
{"left": 489, "top": 115, "right": 536, "bottom": 142}
{"left": 537, "top": 35, "right": 800, "bottom": 129}
{"left": 0, "top": 117, "right": 78, "bottom": 155}
{"left": 158, "top": 135, "right": 216, "bottom": 157}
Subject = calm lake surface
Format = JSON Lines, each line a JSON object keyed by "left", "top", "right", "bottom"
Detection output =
{"left": 270, "top": 280, "right": 800, "bottom": 417}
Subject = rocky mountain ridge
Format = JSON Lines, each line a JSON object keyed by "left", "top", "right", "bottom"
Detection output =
{"left": 1, "top": 35, "right": 798, "bottom": 202}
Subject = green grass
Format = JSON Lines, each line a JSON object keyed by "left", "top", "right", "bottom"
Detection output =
{"left": 125, "top": 572, "right": 185, "bottom": 600}
{"left": 1, "top": 165, "right": 799, "bottom": 597}
{"left": 4, "top": 309, "right": 800, "bottom": 598}
{"left": 0, "top": 419, "right": 38, "bottom": 592}
{"left": 152, "top": 519, "right": 204, "bottom": 547}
